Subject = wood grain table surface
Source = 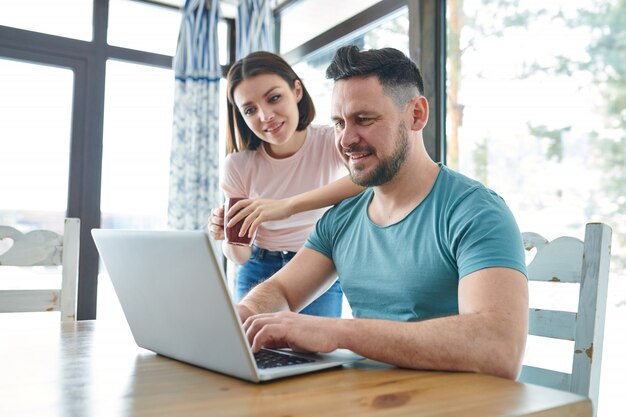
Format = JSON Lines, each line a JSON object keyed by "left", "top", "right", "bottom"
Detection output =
{"left": 0, "top": 314, "right": 592, "bottom": 417}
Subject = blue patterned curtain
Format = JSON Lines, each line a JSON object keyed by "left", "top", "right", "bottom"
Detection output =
{"left": 236, "top": 0, "right": 276, "bottom": 58}
{"left": 168, "top": 0, "right": 221, "bottom": 230}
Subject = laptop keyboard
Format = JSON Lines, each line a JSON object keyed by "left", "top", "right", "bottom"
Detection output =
{"left": 254, "top": 349, "right": 316, "bottom": 369}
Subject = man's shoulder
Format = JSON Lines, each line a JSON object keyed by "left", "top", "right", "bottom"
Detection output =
{"left": 436, "top": 164, "right": 502, "bottom": 205}
{"left": 438, "top": 164, "right": 483, "bottom": 191}
{"left": 322, "top": 188, "right": 371, "bottom": 221}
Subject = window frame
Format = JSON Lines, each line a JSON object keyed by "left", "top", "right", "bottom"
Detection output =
{"left": 274, "top": 0, "right": 446, "bottom": 162}
{"left": 0, "top": 0, "right": 443, "bottom": 318}
{"left": 0, "top": 0, "right": 234, "bottom": 319}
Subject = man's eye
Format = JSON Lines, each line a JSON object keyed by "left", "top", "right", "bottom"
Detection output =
{"left": 357, "top": 117, "right": 373, "bottom": 125}
{"left": 334, "top": 121, "right": 345, "bottom": 130}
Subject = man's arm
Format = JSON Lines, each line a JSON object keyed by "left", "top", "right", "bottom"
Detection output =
{"left": 244, "top": 266, "right": 528, "bottom": 380}
{"left": 238, "top": 247, "right": 339, "bottom": 321}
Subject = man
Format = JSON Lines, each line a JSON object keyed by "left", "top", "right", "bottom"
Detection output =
{"left": 238, "top": 45, "right": 528, "bottom": 380}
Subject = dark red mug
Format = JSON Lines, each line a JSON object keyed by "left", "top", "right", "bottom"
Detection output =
{"left": 224, "top": 197, "right": 256, "bottom": 246}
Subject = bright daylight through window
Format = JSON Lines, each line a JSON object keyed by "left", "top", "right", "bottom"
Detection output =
{"left": 446, "top": 1, "right": 626, "bottom": 415}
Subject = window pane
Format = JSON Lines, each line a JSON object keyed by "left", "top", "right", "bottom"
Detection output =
{"left": 0, "top": 58, "right": 73, "bottom": 289}
{"left": 292, "top": 7, "right": 409, "bottom": 126}
{"left": 0, "top": 0, "right": 92, "bottom": 41}
{"left": 0, "top": 58, "right": 73, "bottom": 232}
{"left": 101, "top": 60, "right": 174, "bottom": 231}
{"left": 108, "top": 0, "right": 181, "bottom": 56}
{"left": 98, "top": 60, "right": 174, "bottom": 319}
{"left": 218, "top": 20, "right": 229, "bottom": 66}
{"left": 279, "top": 0, "right": 381, "bottom": 54}
{"left": 446, "top": 1, "right": 625, "bottom": 415}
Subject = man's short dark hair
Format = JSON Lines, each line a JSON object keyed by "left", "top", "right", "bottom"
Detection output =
{"left": 325, "top": 45, "right": 424, "bottom": 107}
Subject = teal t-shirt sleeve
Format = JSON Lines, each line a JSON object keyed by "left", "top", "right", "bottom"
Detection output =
{"left": 304, "top": 208, "right": 334, "bottom": 259}
{"left": 450, "top": 188, "right": 527, "bottom": 279}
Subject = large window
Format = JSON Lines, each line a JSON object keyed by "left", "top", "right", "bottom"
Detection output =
{"left": 101, "top": 60, "right": 174, "bottom": 231}
{"left": 292, "top": 7, "right": 409, "bottom": 127}
{"left": 278, "top": 0, "right": 381, "bottom": 54}
{"left": 0, "top": 0, "right": 182, "bottom": 319}
{"left": 0, "top": 59, "right": 73, "bottom": 232}
{"left": 0, "top": 58, "right": 74, "bottom": 290}
{"left": 0, "top": 0, "right": 93, "bottom": 41}
{"left": 446, "top": 1, "right": 625, "bottom": 415}
{"left": 107, "top": 0, "right": 181, "bottom": 56}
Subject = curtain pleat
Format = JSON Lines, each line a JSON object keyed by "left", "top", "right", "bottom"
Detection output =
{"left": 168, "top": 0, "right": 221, "bottom": 230}
{"left": 236, "top": 0, "right": 276, "bottom": 58}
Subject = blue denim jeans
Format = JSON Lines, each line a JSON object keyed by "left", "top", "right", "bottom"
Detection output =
{"left": 236, "top": 245, "right": 343, "bottom": 317}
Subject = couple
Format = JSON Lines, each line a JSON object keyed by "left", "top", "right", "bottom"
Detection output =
{"left": 208, "top": 45, "right": 528, "bottom": 380}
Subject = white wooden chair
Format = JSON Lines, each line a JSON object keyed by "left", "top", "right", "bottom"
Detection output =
{"left": 0, "top": 218, "right": 80, "bottom": 321}
{"left": 519, "top": 222, "right": 612, "bottom": 415}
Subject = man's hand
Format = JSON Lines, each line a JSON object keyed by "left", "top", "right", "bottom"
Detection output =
{"left": 243, "top": 311, "right": 341, "bottom": 354}
{"left": 237, "top": 304, "right": 256, "bottom": 324}
{"left": 226, "top": 198, "right": 294, "bottom": 239}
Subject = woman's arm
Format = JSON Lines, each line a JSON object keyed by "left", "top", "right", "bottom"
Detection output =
{"left": 226, "top": 176, "right": 364, "bottom": 238}
{"left": 288, "top": 175, "right": 364, "bottom": 216}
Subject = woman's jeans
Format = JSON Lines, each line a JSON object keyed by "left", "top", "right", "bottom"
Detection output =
{"left": 236, "top": 245, "right": 343, "bottom": 317}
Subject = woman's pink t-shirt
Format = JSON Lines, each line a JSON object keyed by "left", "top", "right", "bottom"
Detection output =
{"left": 221, "top": 125, "right": 346, "bottom": 252}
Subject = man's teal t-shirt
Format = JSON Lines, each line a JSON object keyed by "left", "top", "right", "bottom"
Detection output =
{"left": 304, "top": 164, "right": 527, "bottom": 322}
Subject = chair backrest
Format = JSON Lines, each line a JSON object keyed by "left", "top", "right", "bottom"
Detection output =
{"left": 519, "top": 222, "right": 612, "bottom": 415}
{"left": 0, "top": 218, "right": 80, "bottom": 321}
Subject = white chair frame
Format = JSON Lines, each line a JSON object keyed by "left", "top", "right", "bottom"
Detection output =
{"left": 0, "top": 218, "right": 80, "bottom": 321}
{"left": 519, "top": 222, "right": 612, "bottom": 415}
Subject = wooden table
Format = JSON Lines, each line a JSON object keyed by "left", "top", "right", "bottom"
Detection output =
{"left": 0, "top": 314, "right": 592, "bottom": 417}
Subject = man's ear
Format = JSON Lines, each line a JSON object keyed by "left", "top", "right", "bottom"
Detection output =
{"left": 409, "top": 96, "right": 429, "bottom": 131}
{"left": 294, "top": 79, "right": 304, "bottom": 103}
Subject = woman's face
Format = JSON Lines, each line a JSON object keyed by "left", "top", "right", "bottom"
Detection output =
{"left": 233, "top": 73, "right": 303, "bottom": 149}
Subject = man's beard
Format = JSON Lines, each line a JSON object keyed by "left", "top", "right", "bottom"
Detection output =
{"left": 346, "top": 123, "right": 409, "bottom": 187}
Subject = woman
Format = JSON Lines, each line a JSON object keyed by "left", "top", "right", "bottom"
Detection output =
{"left": 208, "top": 51, "right": 363, "bottom": 317}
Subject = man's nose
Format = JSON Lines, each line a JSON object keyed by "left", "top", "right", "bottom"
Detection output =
{"left": 339, "top": 124, "right": 359, "bottom": 149}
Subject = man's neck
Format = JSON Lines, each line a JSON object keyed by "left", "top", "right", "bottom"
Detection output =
{"left": 368, "top": 155, "right": 440, "bottom": 227}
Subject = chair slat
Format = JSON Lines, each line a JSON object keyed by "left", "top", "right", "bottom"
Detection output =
{"left": 0, "top": 289, "right": 61, "bottom": 312}
{"left": 0, "top": 227, "right": 63, "bottom": 266}
{"left": 519, "top": 365, "right": 571, "bottom": 392}
{"left": 0, "top": 218, "right": 79, "bottom": 321}
{"left": 525, "top": 236, "right": 584, "bottom": 283}
{"left": 571, "top": 223, "right": 612, "bottom": 404}
{"left": 529, "top": 309, "right": 577, "bottom": 340}
{"left": 60, "top": 218, "right": 80, "bottom": 321}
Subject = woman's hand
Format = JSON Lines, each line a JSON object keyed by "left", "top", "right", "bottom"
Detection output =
{"left": 208, "top": 206, "right": 225, "bottom": 241}
{"left": 226, "top": 198, "right": 294, "bottom": 238}
{"left": 208, "top": 205, "right": 253, "bottom": 265}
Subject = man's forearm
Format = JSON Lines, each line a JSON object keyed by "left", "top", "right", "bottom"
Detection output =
{"left": 239, "top": 277, "right": 292, "bottom": 319}
{"left": 335, "top": 312, "right": 526, "bottom": 380}
{"left": 330, "top": 267, "right": 527, "bottom": 379}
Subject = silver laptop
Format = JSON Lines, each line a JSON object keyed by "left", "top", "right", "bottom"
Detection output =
{"left": 91, "top": 228, "right": 362, "bottom": 382}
